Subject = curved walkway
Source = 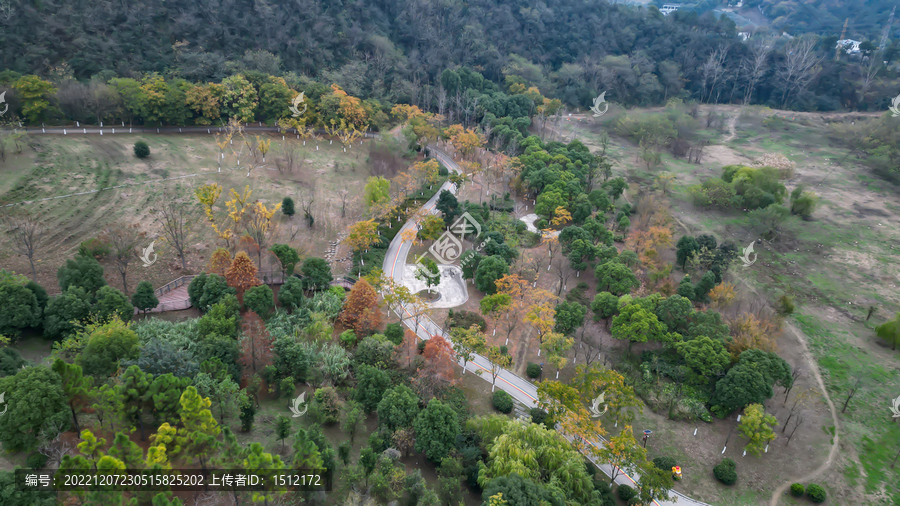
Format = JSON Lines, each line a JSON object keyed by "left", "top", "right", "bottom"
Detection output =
{"left": 384, "top": 145, "right": 711, "bottom": 506}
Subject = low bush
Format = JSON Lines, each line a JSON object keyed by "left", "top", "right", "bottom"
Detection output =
{"left": 78, "top": 237, "right": 111, "bottom": 259}
{"left": 529, "top": 407, "right": 548, "bottom": 425}
{"left": 526, "top": 362, "right": 541, "bottom": 379}
{"left": 713, "top": 458, "right": 737, "bottom": 485}
{"left": 133, "top": 140, "right": 150, "bottom": 158}
{"left": 617, "top": 484, "right": 635, "bottom": 501}
{"left": 27, "top": 452, "right": 48, "bottom": 469}
{"left": 446, "top": 310, "right": 487, "bottom": 331}
{"left": 653, "top": 456, "right": 677, "bottom": 472}
{"left": 806, "top": 484, "right": 826, "bottom": 503}
{"left": 339, "top": 330, "right": 357, "bottom": 348}
{"left": 492, "top": 390, "right": 513, "bottom": 413}
{"left": 790, "top": 483, "right": 804, "bottom": 497}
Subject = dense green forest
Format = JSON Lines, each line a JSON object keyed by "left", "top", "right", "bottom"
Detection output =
{"left": 746, "top": 0, "right": 896, "bottom": 40}
{"left": 1, "top": 0, "right": 898, "bottom": 114}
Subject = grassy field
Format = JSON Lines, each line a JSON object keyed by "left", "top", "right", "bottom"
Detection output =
{"left": 0, "top": 132, "right": 379, "bottom": 294}
{"left": 552, "top": 105, "right": 900, "bottom": 505}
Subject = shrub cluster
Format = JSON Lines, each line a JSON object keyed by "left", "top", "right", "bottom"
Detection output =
{"left": 492, "top": 390, "right": 513, "bottom": 413}
{"left": 713, "top": 458, "right": 737, "bottom": 485}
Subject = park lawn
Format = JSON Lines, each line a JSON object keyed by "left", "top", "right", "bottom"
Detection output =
{"left": 0, "top": 133, "right": 375, "bottom": 296}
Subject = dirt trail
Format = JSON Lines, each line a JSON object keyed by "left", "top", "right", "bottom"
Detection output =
{"left": 669, "top": 212, "right": 840, "bottom": 506}
{"left": 722, "top": 108, "right": 741, "bottom": 143}
{"left": 767, "top": 324, "right": 840, "bottom": 506}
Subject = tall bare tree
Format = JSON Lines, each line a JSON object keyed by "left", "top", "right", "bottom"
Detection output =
{"left": 338, "top": 189, "right": 350, "bottom": 218}
{"left": 156, "top": 197, "right": 192, "bottom": 270}
{"left": 103, "top": 224, "right": 143, "bottom": 294}
{"left": 700, "top": 48, "right": 729, "bottom": 104}
{"left": 777, "top": 37, "right": 823, "bottom": 108}
{"left": 741, "top": 38, "right": 773, "bottom": 104}
{"left": 2, "top": 210, "right": 45, "bottom": 279}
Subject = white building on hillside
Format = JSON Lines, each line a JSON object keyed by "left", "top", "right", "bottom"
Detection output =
{"left": 660, "top": 4, "right": 680, "bottom": 15}
{"left": 837, "top": 39, "right": 862, "bottom": 54}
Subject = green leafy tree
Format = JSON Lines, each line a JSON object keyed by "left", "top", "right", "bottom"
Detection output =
{"left": 51, "top": 359, "right": 93, "bottom": 432}
{"left": 676, "top": 275, "right": 695, "bottom": 300}
{"left": 415, "top": 257, "right": 441, "bottom": 292}
{"left": 480, "top": 474, "right": 566, "bottom": 506}
{"left": 472, "top": 415, "right": 595, "bottom": 504}
{"left": 590, "top": 291, "right": 620, "bottom": 325}
{"left": 146, "top": 373, "right": 192, "bottom": 426}
{"left": 340, "top": 401, "right": 365, "bottom": 445}
{"left": 281, "top": 197, "right": 295, "bottom": 217}
{"left": 57, "top": 254, "right": 106, "bottom": 294}
{"left": 0, "top": 366, "right": 69, "bottom": 451}
{"left": 436, "top": 190, "right": 460, "bottom": 224}
{"left": 355, "top": 364, "right": 391, "bottom": 413}
{"left": 44, "top": 286, "right": 92, "bottom": 338}
{"left": 278, "top": 276, "right": 305, "bottom": 311}
{"left": 693, "top": 271, "right": 717, "bottom": 303}
{"left": 675, "top": 236, "right": 700, "bottom": 270}
{"left": 176, "top": 386, "right": 222, "bottom": 469}
{"left": 107, "top": 432, "right": 145, "bottom": 468}
{"left": 554, "top": 301, "right": 586, "bottom": 335}
{"left": 13, "top": 75, "right": 56, "bottom": 123}
{"left": 654, "top": 294, "right": 694, "bottom": 333}
{"left": 291, "top": 427, "right": 324, "bottom": 469}
{"left": 414, "top": 400, "right": 460, "bottom": 463}
{"left": 450, "top": 324, "right": 487, "bottom": 375}
{"left": 737, "top": 403, "right": 777, "bottom": 455}
{"left": 475, "top": 255, "right": 509, "bottom": 294}
{"left": 712, "top": 349, "right": 792, "bottom": 413}
{"left": 187, "top": 273, "right": 236, "bottom": 312}
{"left": 595, "top": 261, "right": 637, "bottom": 295}
{"left": 377, "top": 385, "right": 420, "bottom": 432}
{"left": 0, "top": 279, "right": 41, "bottom": 336}
{"left": 274, "top": 415, "right": 292, "bottom": 451}
{"left": 301, "top": 257, "right": 333, "bottom": 291}
{"left": 675, "top": 336, "right": 731, "bottom": 379}
{"left": 77, "top": 317, "right": 140, "bottom": 377}
{"left": 93, "top": 286, "right": 134, "bottom": 322}
{"left": 611, "top": 303, "right": 670, "bottom": 353}
{"left": 117, "top": 365, "right": 153, "bottom": 440}
{"left": 244, "top": 285, "right": 275, "bottom": 316}
{"left": 364, "top": 176, "right": 391, "bottom": 209}
{"left": 132, "top": 281, "right": 159, "bottom": 314}
{"left": 635, "top": 459, "right": 675, "bottom": 505}
{"left": 269, "top": 244, "right": 300, "bottom": 276}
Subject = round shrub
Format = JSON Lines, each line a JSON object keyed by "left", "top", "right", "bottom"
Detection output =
{"left": 529, "top": 408, "right": 548, "bottom": 425}
{"left": 617, "top": 484, "right": 635, "bottom": 501}
{"left": 536, "top": 219, "right": 548, "bottom": 230}
{"left": 492, "top": 390, "right": 514, "bottom": 413}
{"left": 790, "top": 483, "right": 805, "bottom": 497}
{"left": 627, "top": 498, "right": 641, "bottom": 506}
{"left": 713, "top": 458, "right": 737, "bottom": 485}
{"left": 806, "top": 484, "right": 826, "bottom": 503}
{"left": 133, "top": 140, "right": 150, "bottom": 158}
{"left": 653, "top": 456, "right": 677, "bottom": 472}
{"left": 27, "top": 452, "right": 48, "bottom": 469}
{"left": 499, "top": 345, "right": 508, "bottom": 355}
{"left": 417, "top": 339, "right": 427, "bottom": 353}
{"left": 526, "top": 362, "right": 541, "bottom": 379}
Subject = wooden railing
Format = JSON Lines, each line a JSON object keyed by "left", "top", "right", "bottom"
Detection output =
{"left": 154, "top": 275, "right": 197, "bottom": 297}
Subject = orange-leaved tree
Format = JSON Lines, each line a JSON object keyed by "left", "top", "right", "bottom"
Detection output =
{"left": 338, "top": 278, "right": 382, "bottom": 336}
{"left": 225, "top": 251, "right": 261, "bottom": 305}
{"left": 239, "top": 311, "right": 273, "bottom": 376}
{"left": 207, "top": 248, "right": 232, "bottom": 276}
{"left": 413, "top": 334, "right": 458, "bottom": 401}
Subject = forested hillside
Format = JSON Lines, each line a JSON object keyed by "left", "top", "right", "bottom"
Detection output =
{"left": 747, "top": 0, "right": 896, "bottom": 40}
{"left": 1, "top": 0, "right": 897, "bottom": 113}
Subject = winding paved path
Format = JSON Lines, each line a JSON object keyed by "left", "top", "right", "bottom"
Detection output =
{"left": 18, "top": 125, "right": 713, "bottom": 506}
{"left": 385, "top": 145, "right": 711, "bottom": 506}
